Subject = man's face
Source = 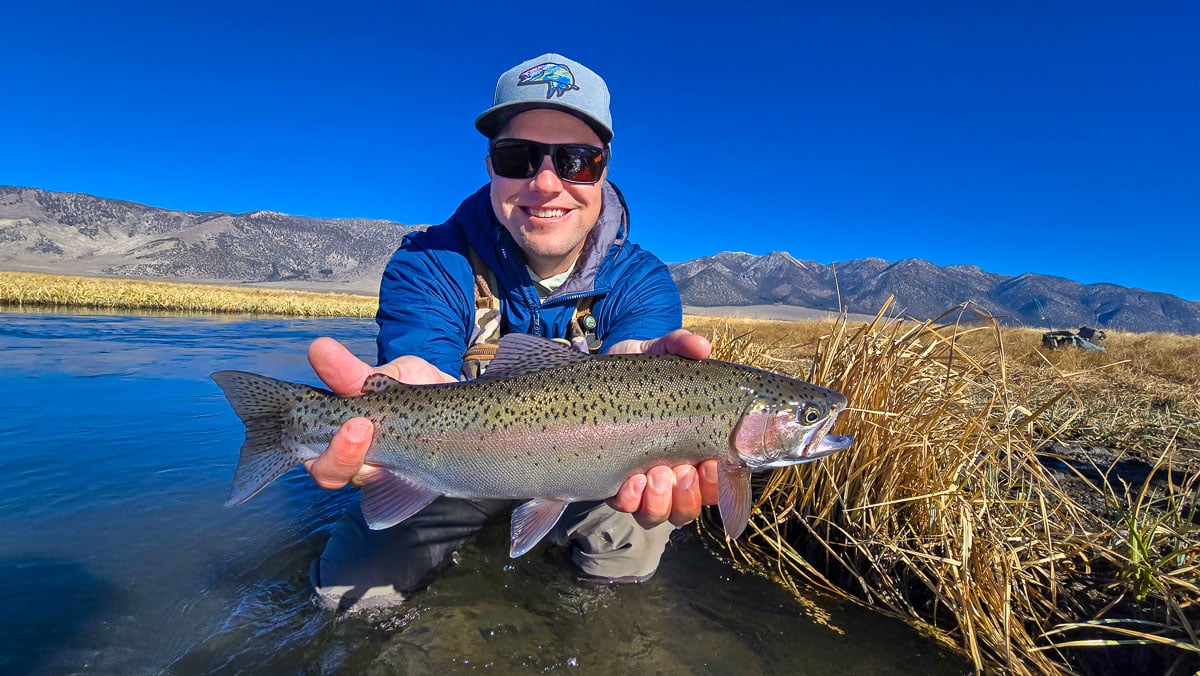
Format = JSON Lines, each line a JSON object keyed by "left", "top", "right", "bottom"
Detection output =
{"left": 487, "top": 108, "right": 606, "bottom": 278}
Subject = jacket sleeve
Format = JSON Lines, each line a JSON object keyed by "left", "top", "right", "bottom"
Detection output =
{"left": 375, "top": 230, "right": 473, "bottom": 375}
{"left": 596, "top": 246, "right": 684, "bottom": 349}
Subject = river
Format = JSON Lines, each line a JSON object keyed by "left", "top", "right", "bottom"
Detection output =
{"left": 0, "top": 310, "right": 966, "bottom": 674}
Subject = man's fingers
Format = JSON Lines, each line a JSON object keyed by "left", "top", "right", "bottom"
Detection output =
{"left": 608, "top": 473, "right": 647, "bottom": 513}
{"left": 308, "top": 337, "right": 374, "bottom": 396}
{"left": 669, "top": 464, "right": 702, "bottom": 526}
{"left": 305, "top": 417, "right": 374, "bottom": 490}
{"left": 635, "top": 465, "right": 675, "bottom": 529}
{"left": 658, "top": 329, "right": 712, "bottom": 360}
{"left": 611, "top": 460, "right": 715, "bottom": 528}
{"left": 606, "top": 329, "right": 712, "bottom": 360}
{"left": 698, "top": 459, "right": 719, "bottom": 506}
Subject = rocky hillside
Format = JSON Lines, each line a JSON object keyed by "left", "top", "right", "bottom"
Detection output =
{"left": 4, "top": 186, "right": 1197, "bottom": 333}
{"left": 670, "top": 251, "right": 1200, "bottom": 334}
{"left": 0, "top": 186, "right": 423, "bottom": 294}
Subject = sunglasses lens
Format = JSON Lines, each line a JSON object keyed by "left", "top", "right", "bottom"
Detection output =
{"left": 553, "top": 145, "right": 604, "bottom": 183}
{"left": 489, "top": 140, "right": 606, "bottom": 184}
{"left": 490, "top": 141, "right": 540, "bottom": 179}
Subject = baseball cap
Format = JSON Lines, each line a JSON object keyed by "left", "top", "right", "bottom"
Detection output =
{"left": 475, "top": 53, "right": 613, "bottom": 143}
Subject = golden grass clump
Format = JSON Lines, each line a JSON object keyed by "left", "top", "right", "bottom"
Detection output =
{"left": 698, "top": 302, "right": 1200, "bottom": 674}
{"left": 0, "top": 271, "right": 378, "bottom": 317}
{"left": 1006, "top": 328, "right": 1200, "bottom": 464}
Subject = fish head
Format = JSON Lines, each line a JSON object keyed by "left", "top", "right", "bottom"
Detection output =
{"left": 730, "top": 383, "right": 852, "bottom": 470}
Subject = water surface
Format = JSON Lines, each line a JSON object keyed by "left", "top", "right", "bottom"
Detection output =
{"left": 0, "top": 310, "right": 967, "bottom": 674}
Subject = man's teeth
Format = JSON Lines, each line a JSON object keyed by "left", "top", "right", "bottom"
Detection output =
{"left": 529, "top": 208, "right": 566, "bottom": 218}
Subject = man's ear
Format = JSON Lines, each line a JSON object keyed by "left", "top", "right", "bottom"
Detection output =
{"left": 484, "top": 155, "right": 495, "bottom": 179}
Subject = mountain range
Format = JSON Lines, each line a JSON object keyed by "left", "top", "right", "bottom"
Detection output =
{"left": 669, "top": 251, "right": 1200, "bottom": 334}
{"left": 0, "top": 186, "right": 422, "bottom": 295}
{"left": 3, "top": 186, "right": 1197, "bottom": 334}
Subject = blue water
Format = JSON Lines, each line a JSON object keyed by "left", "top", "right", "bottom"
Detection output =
{"left": 0, "top": 310, "right": 967, "bottom": 674}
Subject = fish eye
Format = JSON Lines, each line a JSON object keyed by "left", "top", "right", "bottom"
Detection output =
{"left": 801, "top": 405, "right": 825, "bottom": 425}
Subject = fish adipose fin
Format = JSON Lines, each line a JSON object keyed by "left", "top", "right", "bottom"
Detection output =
{"left": 361, "top": 373, "right": 405, "bottom": 393}
{"left": 359, "top": 470, "right": 441, "bottom": 530}
{"left": 510, "top": 498, "right": 571, "bottom": 557}
{"left": 212, "top": 370, "right": 324, "bottom": 506}
{"left": 717, "top": 459, "right": 753, "bottom": 539}
{"left": 484, "top": 334, "right": 588, "bottom": 379}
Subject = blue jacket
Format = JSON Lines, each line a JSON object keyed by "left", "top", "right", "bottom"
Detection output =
{"left": 375, "top": 183, "right": 683, "bottom": 375}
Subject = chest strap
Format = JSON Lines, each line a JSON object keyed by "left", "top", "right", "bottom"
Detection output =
{"left": 459, "top": 245, "right": 600, "bottom": 380}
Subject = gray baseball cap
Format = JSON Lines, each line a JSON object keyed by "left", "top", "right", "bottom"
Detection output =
{"left": 475, "top": 53, "right": 613, "bottom": 143}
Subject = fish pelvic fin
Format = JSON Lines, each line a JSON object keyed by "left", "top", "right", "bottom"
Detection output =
{"left": 510, "top": 498, "right": 570, "bottom": 558}
{"left": 717, "top": 459, "right": 752, "bottom": 539}
{"left": 211, "top": 370, "right": 318, "bottom": 507}
{"left": 359, "top": 469, "right": 441, "bottom": 530}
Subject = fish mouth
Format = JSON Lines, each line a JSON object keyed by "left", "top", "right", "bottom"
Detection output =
{"left": 759, "top": 416, "right": 853, "bottom": 469}
{"left": 813, "top": 433, "right": 853, "bottom": 456}
{"left": 807, "top": 413, "right": 853, "bottom": 460}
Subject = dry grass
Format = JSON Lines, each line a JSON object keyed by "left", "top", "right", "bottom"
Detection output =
{"left": 1007, "top": 329, "right": 1200, "bottom": 465}
{"left": 691, "top": 303, "right": 1200, "bottom": 674}
{"left": 0, "top": 271, "right": 378, "bottom": 317}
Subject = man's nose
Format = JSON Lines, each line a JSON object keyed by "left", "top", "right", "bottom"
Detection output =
{"left": 530, "top": 155, "right": 563, "bottom": 192}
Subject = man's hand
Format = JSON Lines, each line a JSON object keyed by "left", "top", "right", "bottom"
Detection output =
{"left": 604, "top": 329, "right": 718, "bottom": 528}
{"left": 303, "top": 337, "right": 456, "bottom": 490}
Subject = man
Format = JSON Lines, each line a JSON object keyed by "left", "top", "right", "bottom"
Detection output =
{"left": 304, "top": 53, "right": 717, "bottom": 610}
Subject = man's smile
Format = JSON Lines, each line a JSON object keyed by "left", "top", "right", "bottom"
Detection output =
{"left": 524, "top": 206, "right": 570, "bottom": 220}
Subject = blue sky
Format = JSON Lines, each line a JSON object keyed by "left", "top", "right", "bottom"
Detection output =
{"left": 4, "top": 2, "right": 1197, "bottom": 300}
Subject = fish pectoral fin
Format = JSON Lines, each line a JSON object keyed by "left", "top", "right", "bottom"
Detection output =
{"left": 509, "top": 498, "right": 570, "bottom": 558}
{"left": 358, "top": 469, "right": 441, "bottom": 530}
{"left": 717, "top": 460, "right": 752, "bottom": 539}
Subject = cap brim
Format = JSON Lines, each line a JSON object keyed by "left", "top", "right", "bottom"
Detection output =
{"left": 475, "top": 102, "right": 613, "bottom": 143}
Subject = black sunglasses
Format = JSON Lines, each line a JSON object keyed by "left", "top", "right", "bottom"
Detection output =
{"left": 488, "top": 139, "right": 607, "bottom": 184}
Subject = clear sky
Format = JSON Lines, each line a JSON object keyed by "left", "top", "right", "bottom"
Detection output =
{"left": 3, "top": 1, "right": 1197, "bottom": 300}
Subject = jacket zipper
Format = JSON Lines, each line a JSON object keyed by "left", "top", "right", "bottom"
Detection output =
{"left": 497, "top": 234, "right": 543, "bottom": 336}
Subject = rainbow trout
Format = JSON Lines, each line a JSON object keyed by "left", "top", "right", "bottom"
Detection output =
{"left": 213, "top": 334, "right": 851, "bottom": 557}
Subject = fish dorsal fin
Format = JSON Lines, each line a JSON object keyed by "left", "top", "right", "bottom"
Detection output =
{"left": 483, "top": 334, "right": 588, "bottom": 379}
{"left": 358, "top": 469, "right": 440, "bottom": 530}
{"left": 717, "top": 459, "right": 752, "bottom": 539}
{"left": 362, "top": 373, "right": 404, "bottom": 394}
{"left": 509, "top": 498, "right": 570, "bottom": 557}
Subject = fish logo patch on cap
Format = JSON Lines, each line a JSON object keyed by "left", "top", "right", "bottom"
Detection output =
{"left": 517, "top": 62, "right": 580, "bottom": 99}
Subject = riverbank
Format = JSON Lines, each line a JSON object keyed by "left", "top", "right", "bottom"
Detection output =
{"left": 0, "top": 271, "right": 875, "bottom": 323}
{"left": 0, "top": 271, "right": 378, "bottom": 317}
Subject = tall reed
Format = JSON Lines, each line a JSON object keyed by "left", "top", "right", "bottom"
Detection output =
{"left": 704, "top": 301, "right": 1200, "bottom": 674}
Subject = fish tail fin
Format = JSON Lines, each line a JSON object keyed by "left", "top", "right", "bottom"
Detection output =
{"left": 211, "top": 370, "right": 314, "bottom": 507}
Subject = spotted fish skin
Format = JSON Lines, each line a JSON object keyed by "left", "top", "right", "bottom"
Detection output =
{"left": 212, "top": 334, "right": 851, "bottom": 557}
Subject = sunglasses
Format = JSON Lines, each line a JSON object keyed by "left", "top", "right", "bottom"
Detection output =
{"left": 488, "top": 139, "right": 607, "bottom": 184}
